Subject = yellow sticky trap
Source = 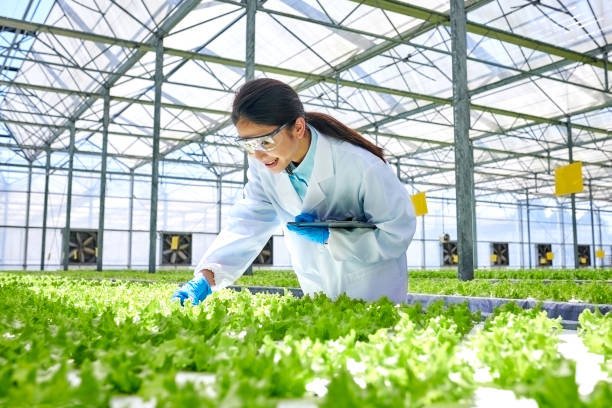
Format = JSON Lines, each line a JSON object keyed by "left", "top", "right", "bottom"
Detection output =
{"left": 410, "top": 192, "right": 428, "bottom": 216}
{"left": 491, "top": 254, "right": 498, "bottom": 263}
{"left": 452, "top": 254, "right": 459, "bottom": 264}
{"left": 580, "top": 256, "right": 588, "bottom": 265}
{"left": 555, "top": 162, "right": 583, "bottom": 196}
{"left": 546, "top": 252, "right": 554, "bottom": 261}
{"left": 540, "top": 257, "right": 547, "bottom": 265}
{"left": 171, "top": 235, "right": 180, "bottom": 250}
{"left": 596, "top": 249, "right": 605, "bottom": 259}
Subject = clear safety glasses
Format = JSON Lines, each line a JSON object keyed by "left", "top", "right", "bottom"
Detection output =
{"left": 235, "top": 123, "right": 288, "bottom": 154}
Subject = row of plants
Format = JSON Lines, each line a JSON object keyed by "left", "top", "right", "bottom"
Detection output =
{"left": 6, "top": 269, "right": 612, "bottom": 303}
{"left": 409, "top": 279, "right": 612, "bottom": 304}
{"left": 1, "top": 274, "right": 611, "bottom": 406}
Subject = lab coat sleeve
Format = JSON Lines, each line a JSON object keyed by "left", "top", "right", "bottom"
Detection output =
{"left": 327, "top": 163, "right": 416, "bottom": 263}
{"left": 193, "top": 164, "right": 279, "bottom": 290}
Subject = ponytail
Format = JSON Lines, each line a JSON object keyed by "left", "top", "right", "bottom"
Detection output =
{"left": 305, "top": 112, "right": 386, "bottom": 163}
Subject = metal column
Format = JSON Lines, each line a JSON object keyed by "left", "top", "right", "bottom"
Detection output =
{"left": 245, "top": 0, "right": 256, "bottom": 81}
{"left": 40, "top": 147, "right": 51, "bottom": 270}
{"left": 62, "top": 121, "right": 76, "bottom": 270}
{"left": 597, "top": 209, "right": 603, "bottom": 269}
{"left": 149, "top": 37, "right": 164, "bottom": 274}
{"left": 567, "top": 119, "right": 579, "bottom": 269}
{"left": 22, "top": 162, "right": 32, "bottom": 269}
{"left": 526, "top": 190, "right": 532, "bottom": 269}
{"left": 450, "top": 0, "right": 474, "bottom": 280}
{"left": 421, "top": 214, "right": 426, "bottom": 269}
{"left": 243, "top": 0, "right": 256, "bottom": 276}
{"left": 560, "top": 203, "right": 566, "bottom": 268}
{"left": 518, "top": 202, "right": 524, "bottom": 268}
{"left": 97, "top": 87, "right": 110, "bottom": 271}
{"left": 217, "top": 176, "right": 222, "bottom": 233}
{"left": 604, "top": 50, "right": 609, "bottom": 92}
{"left": 127, "top": 170, "right": 134, "bottom": 270}
{"left": 588, "top": 179, "right": 596, "bottom": 268}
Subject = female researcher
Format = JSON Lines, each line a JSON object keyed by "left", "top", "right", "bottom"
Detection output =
{"left": 172, "top": 79, "right": 416, "bottom": 306}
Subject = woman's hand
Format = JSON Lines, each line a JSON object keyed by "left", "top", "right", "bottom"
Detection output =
{"left": 171, "top": 270, "right": 214, "bottom": 306}
{"left": 286, "top": 213, "right": 329, "bottom": 244}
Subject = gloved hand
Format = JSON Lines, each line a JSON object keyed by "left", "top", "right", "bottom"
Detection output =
{"left": 286, "top": 213, "right": 329, "bottom": 244}
{"left": 171, "top": 275, "right": 212, "bottom": 306}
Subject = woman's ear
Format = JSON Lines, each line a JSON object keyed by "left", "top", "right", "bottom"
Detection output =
{"left": 294, "top": 117, "right": 306, "bottom": 139}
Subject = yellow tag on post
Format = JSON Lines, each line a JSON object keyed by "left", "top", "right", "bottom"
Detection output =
{"left": 596, "top": 249, "right": 605, "bottom": 259}
{"left": 410, "top": 192, "right": 428, "bottom": 216}
{"left": 490, "top": 254, "right": 498, "bottom": 263}
{"left": 555, "top": 162, "right": 583, "bottom": 196}
{"left": 171, "top": 235, "right": 180, "bottom": 250}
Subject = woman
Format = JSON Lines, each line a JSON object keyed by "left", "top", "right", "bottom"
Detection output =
{"left": 172, "top": 79, "right": 416, "bottom": 306}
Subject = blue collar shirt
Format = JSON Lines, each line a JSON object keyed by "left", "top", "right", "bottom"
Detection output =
{"left": 286, "top": 125, "right": 318, "bottom": 201}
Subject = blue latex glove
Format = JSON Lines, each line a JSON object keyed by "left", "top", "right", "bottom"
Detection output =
{"left": 286, "top": 213, "right": 330, "bottom": 244}
{"left": 171, "top": 275, "right": 212, "bottom": 306}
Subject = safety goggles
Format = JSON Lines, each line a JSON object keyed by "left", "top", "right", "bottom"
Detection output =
{"left": 235, "top": 123, "right": 288, "bottom": 154}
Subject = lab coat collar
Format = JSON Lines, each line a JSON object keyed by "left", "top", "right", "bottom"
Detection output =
{"left": 274, "top": 127, "right": 335, "bottom": 216}
{"left": 302, "top": 128, "right": 334, "bottom": 211}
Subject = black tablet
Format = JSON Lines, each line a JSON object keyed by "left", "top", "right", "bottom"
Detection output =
{"left": 287, "top": 221, "right": 376, "bottom": 229}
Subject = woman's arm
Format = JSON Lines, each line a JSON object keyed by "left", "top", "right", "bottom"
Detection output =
{"left": 193, "top": 163, "right": 279, "bottom": 289}
{"left": 327, "top": 163, "right": 416, "bottom": 263}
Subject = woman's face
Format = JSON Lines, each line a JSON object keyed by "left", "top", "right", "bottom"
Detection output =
{"left": 236, "top": 117, "right": 309, "bottom": 174}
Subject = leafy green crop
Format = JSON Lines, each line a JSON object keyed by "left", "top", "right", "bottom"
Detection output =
{"left": 410, "top": 278, "right": 612, "bottom": 304}
{"left": 1, "top": 273, "right": 610, "bottom": 407}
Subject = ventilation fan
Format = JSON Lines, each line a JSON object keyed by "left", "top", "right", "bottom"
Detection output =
{"left": 253, "top": 238, "right": 273, "bottom": 265}
{"left": 577, "top": 245, "right": 590, "bottom": 267}
{"left": 491, "top": 242, "right": 509, "bottom": 266}
{"left": 161, "top": 233, "right": 192, "bottom": 265}
{"left": 67, "top": 230, "right": 97, "bottom": 264}
{"left": 536, "top": 243, "right": 553, "bottom": 266}
{"left": 442, "top": 241, "right": 458, "bottom": 266}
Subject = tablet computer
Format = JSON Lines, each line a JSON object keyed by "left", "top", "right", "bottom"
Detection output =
{"left": 287, "top": 220, "right": 376, "bottom": 229}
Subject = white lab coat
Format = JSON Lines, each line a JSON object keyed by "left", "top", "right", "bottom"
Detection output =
{"left": 194, "top": 131, "right": 416, "bottom": 303}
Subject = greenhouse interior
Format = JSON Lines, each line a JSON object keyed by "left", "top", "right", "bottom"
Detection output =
{"left": 1, "top": 0, "right": 611, "bottom": 407}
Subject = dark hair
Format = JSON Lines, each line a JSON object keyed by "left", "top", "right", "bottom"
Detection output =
{"left": 232, "top": 78, "right": 385, "bottom": 162}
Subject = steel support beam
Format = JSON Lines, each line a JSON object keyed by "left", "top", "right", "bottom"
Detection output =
{"left": 518, "top": 202, "right": 524, "bottom": 268}
{"left": 242, "top": 0, "right": 256, "bottom": 276}
{"left": 526, "top": 190, "right": 532, "bottom": 269}
{"left": 217, "top": 175, "right": 222, "bottom": 233}
{"left": 128, "top": 170, "right": 134, "bottom": 270}
{"left": 347, "top": 0, "right": 609, "bottom": 70}
{"left": 560, "top": 202, "right": 566, "bottom": 268}
{"left": 22, "top": 161, "right": 32, "bottom": 270}
{"left": 589, "top": 179, "right": 596, "bottom": 269}
{"left": 149, "top": 37, "right": 164, "bottom": 274}
{"left": 451, "top": 0, "right": 474, "bottom": 280}
{"left": 597, "top": 209, "right": 603, "bottom": 269}
{"left": 0, "top": 162, "right": 245, "bottom": 186}
{"left": 40, "top": 147, "right": 51, "bottom": 270}
{"left": 567, "top": 119, "right": 579, "bottom": 270}
{"left": 96, "top": 88, "right": 110, "bottom": 271}
{"left": 62, "top": 121, "right": 75, "bottom": 270}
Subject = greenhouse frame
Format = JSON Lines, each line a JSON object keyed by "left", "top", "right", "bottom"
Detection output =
{"left": 0, "top": 0, "right": 611, "bottom": 275}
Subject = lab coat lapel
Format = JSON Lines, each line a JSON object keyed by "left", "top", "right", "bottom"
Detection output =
{"left": 275, "top": 171, "right": 303, "bottom": 215}
{"left": 302, "top": 133, "right": 334, "bottom": 211}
